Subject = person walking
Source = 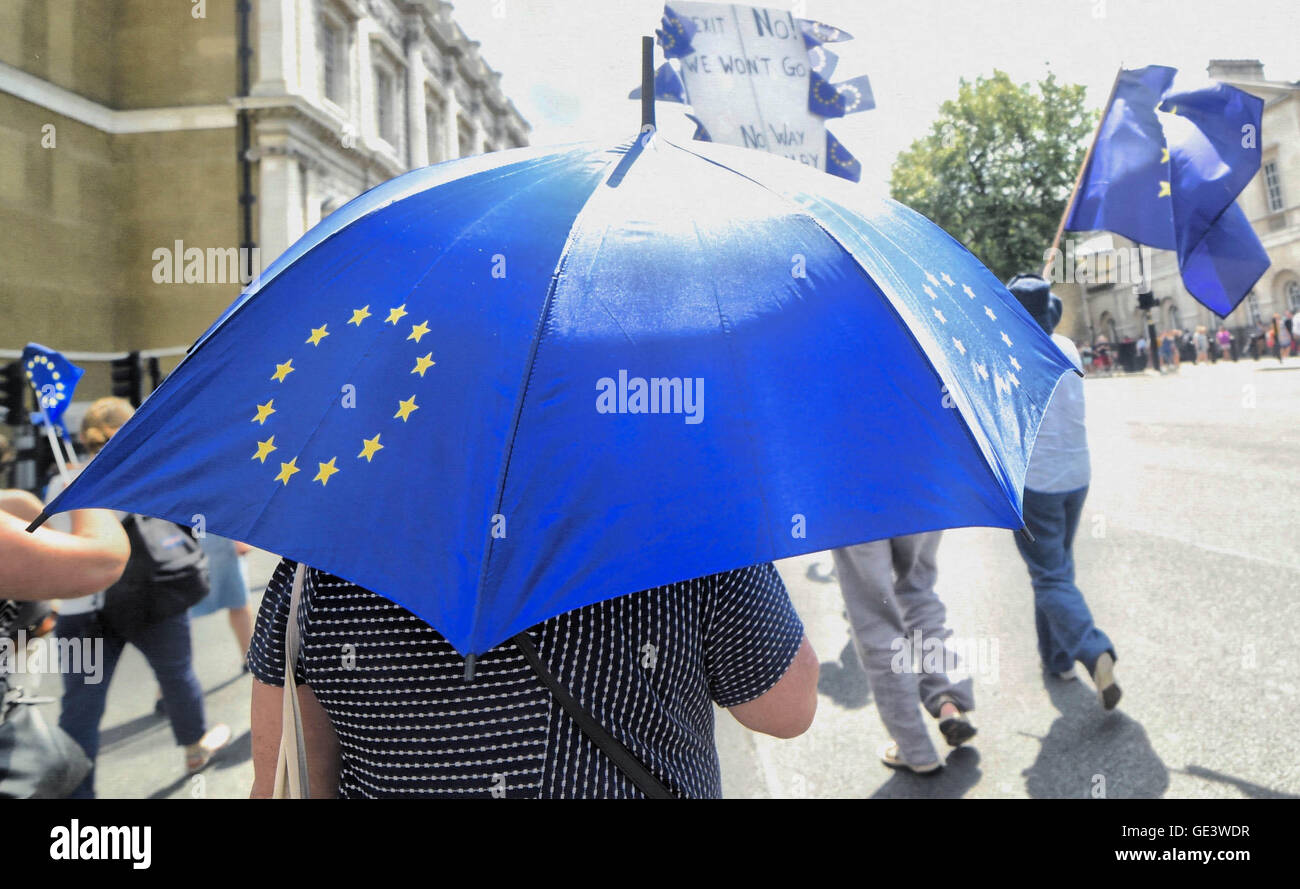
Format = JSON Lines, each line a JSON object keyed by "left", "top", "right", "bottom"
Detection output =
{"left": 1216, "top": 326, "right": 1233, "bottom": 363}
{"left": 48, "top": 398, "right": 231, "bottom": 797}
{"left": 1006, "top": 275, "right": 1119, "bottom": 711}
{"left": 831, "top": 532, "right": 976, "bottom": 775}
{"left": 1194, "top": 326, "right": 1209, "bottom": 364}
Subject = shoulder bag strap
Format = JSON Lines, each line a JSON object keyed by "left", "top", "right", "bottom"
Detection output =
{"left": 512, "top": 632, "right": 673, "bottom": 799}
{"left": 272, "top": 563, "right": 311, "bottom": 799}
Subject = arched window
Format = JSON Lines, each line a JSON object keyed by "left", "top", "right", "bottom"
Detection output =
{"left": 1287, "top": 278, "right": 1300, "bottom": 313}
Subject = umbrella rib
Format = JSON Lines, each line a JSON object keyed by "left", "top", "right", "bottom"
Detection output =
{"left": 464, "top": 151, "right": 627, "bottom": 654}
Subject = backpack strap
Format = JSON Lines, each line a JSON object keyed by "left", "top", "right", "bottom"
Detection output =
{"left": 511, "top": 632, "right": 673, "bottom": 799}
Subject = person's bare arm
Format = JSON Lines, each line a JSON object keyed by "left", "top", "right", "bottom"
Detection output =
{"left": 250, "top": 678, "right": 341, "bottom": 798}
{"left": 0, "top": 506, "right": 129, "bottom": 600}
{"left": 727, "top": 635, "right": 819, "bottom": 739}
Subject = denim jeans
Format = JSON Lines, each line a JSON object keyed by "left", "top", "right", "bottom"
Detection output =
{"left": 56, "top": 609, "right": 207, "bottom": 799}
{"left": 1014, "top": 486, "right": 1115, "bottom": 675}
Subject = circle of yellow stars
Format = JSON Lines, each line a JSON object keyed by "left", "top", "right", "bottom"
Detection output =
{"left": 250, "top": 301, "right": 437, "bottom": 489}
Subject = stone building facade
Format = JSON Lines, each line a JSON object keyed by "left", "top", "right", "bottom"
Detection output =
{"left": 0, "top": 0, "right": 528, "bottom": 403}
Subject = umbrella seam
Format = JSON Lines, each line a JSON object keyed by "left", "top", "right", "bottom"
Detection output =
{"left": 466, "top": 142, "right": 633, "bottom": 654}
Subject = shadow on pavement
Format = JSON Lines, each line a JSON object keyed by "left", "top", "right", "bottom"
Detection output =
{"left": 98, "top": 671, "right": 249, "bottom": 749}
{"left": 869, "top": 746, "right": 982, "bottom": 799}
{"left": 804, "top": 560, "right": 837, "bottom": 584}
{"left": 817, "top": 639, "right": 871, "bottom": 710}
{"left": 146, "top": 729, "right": 251, "bottom": 799}
{"left": 1177, "top": 765, "right": 1300, "bottom": 799}
{"left": 1021, "top": 676, "right": 1168, "bottom": 798}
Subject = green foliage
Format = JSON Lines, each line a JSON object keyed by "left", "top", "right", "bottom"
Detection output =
{"left": 890, "top": 70, "right": 1096, "bottom": 283}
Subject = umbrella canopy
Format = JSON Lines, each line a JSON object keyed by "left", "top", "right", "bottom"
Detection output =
{"left": 44, "top": 135, "right": 1076, "bottom": 655}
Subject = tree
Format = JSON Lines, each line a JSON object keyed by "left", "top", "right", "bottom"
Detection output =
{"left": 890, "top": 70, "right": 1095, "bottom": 283}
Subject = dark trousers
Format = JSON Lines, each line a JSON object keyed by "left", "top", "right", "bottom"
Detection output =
{"left": 55, "top": 609, "right": 207, "bottom": 799}
{"left": 1014, "top": 486, "right": 1115, "bottom": 675}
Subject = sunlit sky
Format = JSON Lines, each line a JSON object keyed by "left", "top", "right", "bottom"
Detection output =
{"left": 451, "top": 0, "right": 1299, "bottom": 187}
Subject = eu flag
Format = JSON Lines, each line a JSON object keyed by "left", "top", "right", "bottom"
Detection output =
{"left": 21, "top": 343, "right": 84, "bottom": 433}
{"left": 1065, "top": 66, "right": 1269, "bottom": 317}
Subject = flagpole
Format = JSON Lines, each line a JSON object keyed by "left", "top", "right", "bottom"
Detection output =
{"left": 38, "top": 408, "right": 72, "bottom": 486}
{"left": 1042, "top": 67, "right": 1125, "bottom": 278}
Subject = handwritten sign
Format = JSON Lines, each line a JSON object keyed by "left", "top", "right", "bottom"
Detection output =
{"left": 670, "top": 1, "right": 826, "bottom": 170}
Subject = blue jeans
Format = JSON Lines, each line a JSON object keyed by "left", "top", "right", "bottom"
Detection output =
{"left": 56, "top": 609, "right": 207, "bottom": 799}
{"left": 1014, "top": 486, "right": 1115, "bottom": 675}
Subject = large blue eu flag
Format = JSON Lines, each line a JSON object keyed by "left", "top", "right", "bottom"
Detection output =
{"left": 1065, "top": 66, "right": 1269, "bottom": 317}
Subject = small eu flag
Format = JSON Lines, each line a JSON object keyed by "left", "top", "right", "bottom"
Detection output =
{"left": 21, "top": 343, "right": 84, "bottom": 433}
{"left": 1065, "top": 65, "right": 1269, "bottom": 317}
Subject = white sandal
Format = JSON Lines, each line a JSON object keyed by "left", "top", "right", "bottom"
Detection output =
{"left": 877, "top": 741, "right": 941, "bottom": 775}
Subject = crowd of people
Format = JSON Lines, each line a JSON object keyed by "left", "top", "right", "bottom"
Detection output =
{"left": 1085, "top": 310, "right": 1296, "bottom": 375}
{"left": 2, "top": 273, "right": 1121, "bottom": 798}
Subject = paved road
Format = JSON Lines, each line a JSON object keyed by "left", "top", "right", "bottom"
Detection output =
{"left": 26, "top": 357, "right": 1300, "bottom": 798}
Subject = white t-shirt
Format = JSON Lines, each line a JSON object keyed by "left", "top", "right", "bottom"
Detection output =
{"left": 1025, "top": 334, "right": 1091, "bottom": 494}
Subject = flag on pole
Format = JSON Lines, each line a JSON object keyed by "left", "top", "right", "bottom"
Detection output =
{"left": 21, "top": 343, "right": 84, "bottom": 434}
{"left": 1064, "top": 65, "right": 1269, "bottom": 317}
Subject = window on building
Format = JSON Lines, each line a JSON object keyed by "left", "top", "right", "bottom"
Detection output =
{"left": 1287, "top": 279, "right": 1300, "bottom": 313}
{"left": 1246, "top": 292, "right": 1263, "bottom": 327}
{"left": 375, "top": 68, "right": 395, "bottom": 145}
{"left": 458, "top": 118, "right": 475, "bottom": 158}
{"left": 1264, "top": 161, "right": 1284, "bottom": 213}
{"left": 425, "top": 104, "right": 441, "bottom": 164}
{"left": 318, "top": 16, "right": 346, "bottom": 106}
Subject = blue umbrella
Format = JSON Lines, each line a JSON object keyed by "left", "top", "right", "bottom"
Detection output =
{"left": 40, "top": 135, "right": 1076, "bottom": 656}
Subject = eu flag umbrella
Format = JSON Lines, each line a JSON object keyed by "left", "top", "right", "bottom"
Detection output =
{"left": 38, "top": 135, "right": 1076, "bottom": 656}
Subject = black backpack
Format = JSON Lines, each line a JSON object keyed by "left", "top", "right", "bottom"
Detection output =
{"left": 98, "top": 516, "right": 209, "bottom": 637}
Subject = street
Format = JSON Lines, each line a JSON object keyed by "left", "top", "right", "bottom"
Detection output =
{"left": 27, "top": 357, "right": 1300, "bottom": 799}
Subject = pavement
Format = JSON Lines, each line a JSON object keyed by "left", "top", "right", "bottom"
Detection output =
{"left": 21, "top": 356, "right": 1300, "bottom": 798}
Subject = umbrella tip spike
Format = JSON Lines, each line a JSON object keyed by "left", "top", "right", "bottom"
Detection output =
{"left": 463, "top": 653, "right": 477, "bottom": 683}
{"left": 26, "top": 511, "right": 51, "bottom": 533}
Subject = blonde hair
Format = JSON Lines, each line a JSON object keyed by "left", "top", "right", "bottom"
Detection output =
{"left": 81, "top": 397, "right": 134, "bottom": 454}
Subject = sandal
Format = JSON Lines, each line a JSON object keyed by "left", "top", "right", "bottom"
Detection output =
{"left": 877, "top": 741, "right": 942, "bottom": 775}
{"left": 935, "top": 695, "right": 978, "bottom": 747}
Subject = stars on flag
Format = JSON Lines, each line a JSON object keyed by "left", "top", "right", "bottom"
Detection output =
{"left": 358, "top": 434, "right": 383, "bottom": 462}
{"left": 394, "top": 395, "right": 419, "bottom": 422}
{"left": 255, "top": 299, "right": 438, "bottom": 490}
{"left": 407, "top": 321, "right": 431, "bottom": 343}
{"left": 313, "top": 457, "right": 340, "bottom": 486}
{"left": 252, "top": 436, "right": 277, "bottom": 463}
{"left": 412, "top": 353, "right": 436, "bottom": 376}
{"left": 271, "top": 359, "right": 295, "bottom": 383}
{"left": 275, "top": 457, "right": 300, "bottom": 485}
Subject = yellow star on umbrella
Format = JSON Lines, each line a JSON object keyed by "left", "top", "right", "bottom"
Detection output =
{"left": 271, "top": 359, "right": 295, "bottom": 383}
{"left": 412, "top": 352, "right": 436, "bottom": 377}
{"left": 394, "top": 395, "right": 419, "bottom": 422}
{"left": 314, "top": 457, "right": 339, "bottom": 486}
{"left": 407, "top": 321, "right": 431, "bottom": 343}
{"left": 274, "top": 457, "right": 299, "bottom": 485}
{"left": 358, "top": 434, "right": 383, "bottom": 462}
{"left": 348, "top": 305, "right": 372, "bottom": 326}
{"left": 306, "top": 324, "right": 329, "bottom": 346}
{"left": 386, "top": 304, "right": 408, "bottom": 324}
{"left": 252, "top": 436, "right": 277, "bottom": 463}
{"left": 252, "top": 399, "right": 276, "bottom": 425}
{"left": 1160, "top": 147, "right": 1170, "bottom": 165}
{"left": 1158, "top": 180, "right": 1171, "bottom": 198}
